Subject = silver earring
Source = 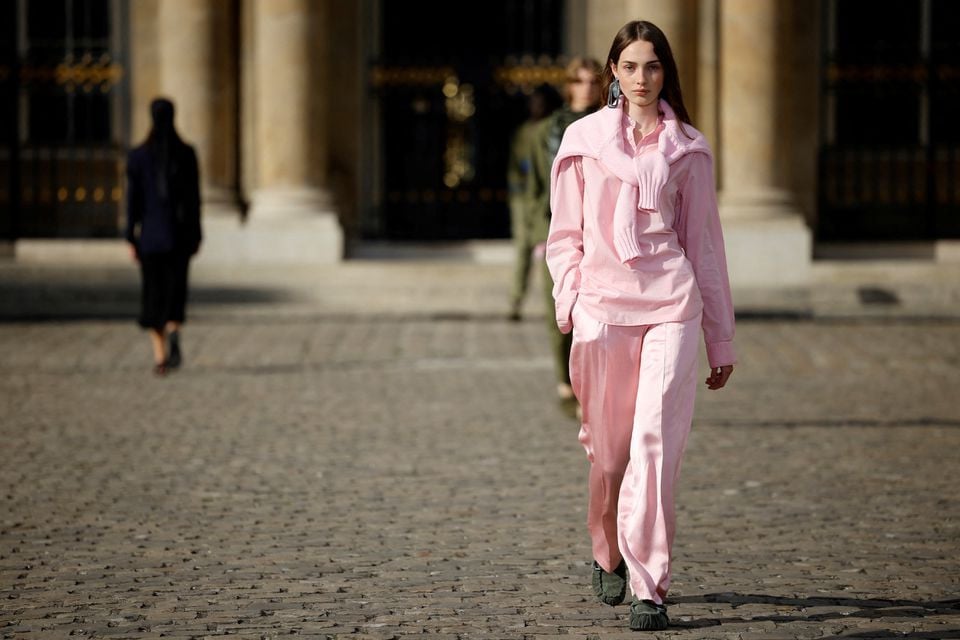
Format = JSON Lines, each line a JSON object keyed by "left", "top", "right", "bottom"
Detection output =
{"left": 606, "top": 78, "right": 621, "bottom": 108}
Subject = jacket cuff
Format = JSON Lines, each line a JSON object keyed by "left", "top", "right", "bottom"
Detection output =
{"left": 706, "top": 341, "right": 736, "bottom": 369}
{"left": 555, "top": 292, "right": 578, "bottom": 334}
{"left": 613, "top": 230, "right": 642, "bottom": 264}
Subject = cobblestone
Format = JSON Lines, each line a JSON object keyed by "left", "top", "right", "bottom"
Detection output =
{"left": 1, "top": 261, "right": 959, "bottom": 639}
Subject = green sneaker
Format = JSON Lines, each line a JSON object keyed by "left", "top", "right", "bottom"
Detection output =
{"left": 629, "top": 599, "right": 669, "bottom": 631}
{"left": 591, "top": 560, "right": 627, "bottom": 605}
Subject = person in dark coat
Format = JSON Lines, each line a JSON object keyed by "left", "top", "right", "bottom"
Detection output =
{"left": 125, "top": 98, "right": 202, "bottom": 376}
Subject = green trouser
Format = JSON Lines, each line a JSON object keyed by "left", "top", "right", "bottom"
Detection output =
{"left": 541, "top": 256, "right": 572, "bottom": 385}
{"left": 509, "top": 197, "right": 535, "bottom": 313}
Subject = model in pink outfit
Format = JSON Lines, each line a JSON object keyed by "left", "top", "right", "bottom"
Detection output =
{"left": 545, "top": 21, "right": 735, "bottom": 632}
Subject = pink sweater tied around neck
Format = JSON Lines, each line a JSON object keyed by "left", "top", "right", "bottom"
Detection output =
{"left": 551, "top": 99, "right": 710, "bottom": 265}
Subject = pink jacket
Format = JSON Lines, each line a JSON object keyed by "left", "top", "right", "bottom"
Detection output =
{"left": 546, "top": 99, "right": 736, "bottom": 368}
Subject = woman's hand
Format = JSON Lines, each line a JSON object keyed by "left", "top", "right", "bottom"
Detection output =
{"left": 127, "top": 243, "right": 139, "bottom": 263}
{"left": 705, "top": 365, "right": 733, "bottom": 390}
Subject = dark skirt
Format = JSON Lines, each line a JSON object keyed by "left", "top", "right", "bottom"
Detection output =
{"left": 139, "top": 251, "right": 190, "bottom": 330}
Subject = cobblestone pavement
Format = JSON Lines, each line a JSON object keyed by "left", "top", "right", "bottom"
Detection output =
{"left": 2, "top": 267, "right": 960, "bottom": 639}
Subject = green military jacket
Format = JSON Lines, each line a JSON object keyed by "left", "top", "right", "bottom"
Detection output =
{"left": 507, "top": 119, "right": 543, "bottom": 244}
{"left": 527, "top": 106, "right": 598, "bottom": 244}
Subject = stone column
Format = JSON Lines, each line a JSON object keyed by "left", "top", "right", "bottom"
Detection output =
{"left": 696, "top": 0, "right": 718, "bottom": 146}
{"left": 244, "top": 0, "right": 342, "bottom": 263}
{"left": 129, "top": 0, "right": 160, "bottom": 145}
{"left": 157, "top": 0, "right": 240, "bottom": 218}
{"left": 717, "top": 0, "right": 810, "bottom": 286}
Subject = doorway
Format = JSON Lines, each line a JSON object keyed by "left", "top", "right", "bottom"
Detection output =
{"left": 818, "top": 0, "right": 960, "bottom": 240}
{"left": 0, "top": 0, "right": 129, "bottom": 240}
{"left": 365, "top": 0, "right": 567, "bottom": 241}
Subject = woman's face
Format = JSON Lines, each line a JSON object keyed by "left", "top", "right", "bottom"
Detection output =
{"left": 611, "top": 39, "right": 663, "bottom": 109}
{"left": 568, "top": 67, "right": 600, "bottom": 111}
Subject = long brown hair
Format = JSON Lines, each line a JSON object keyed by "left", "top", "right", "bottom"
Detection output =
{"left": 600, "top": 21, "right": 693, "bottom": 128}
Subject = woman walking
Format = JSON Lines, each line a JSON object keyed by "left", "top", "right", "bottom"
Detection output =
{"left": 546, "top": 21, "right": 736, "bottom": 631}
{"left": 126, "top": 98, "right": 202, "bottom": 376}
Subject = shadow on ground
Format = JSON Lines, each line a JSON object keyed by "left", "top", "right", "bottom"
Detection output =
{"left": 670, "top": 592, "right": 960, "bottom": 634}
{"left": 0, "top": 281, "right": 295, "bottom": 322}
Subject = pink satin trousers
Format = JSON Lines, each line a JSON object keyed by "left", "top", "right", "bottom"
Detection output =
{"left": 570, "top": 304, "right": 701, "bottom": 604}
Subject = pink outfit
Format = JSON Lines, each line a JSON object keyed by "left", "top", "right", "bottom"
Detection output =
{"left": 546, "top": 100, "right": 735, "bottom": 369}
{"left": 546, "top": 99, "right": 736, "bottom": 604}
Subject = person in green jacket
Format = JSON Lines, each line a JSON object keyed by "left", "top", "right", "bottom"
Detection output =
{"left": 508, "top": 85, "right": 560, "bottom": 321}
{"left": 529, "top": 57, "right": 602, "bottom": 403}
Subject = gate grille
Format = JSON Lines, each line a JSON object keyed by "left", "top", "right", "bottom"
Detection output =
{"left": 0, "top": 0, "right": 129, "bottom": 240}
{"left": 367, "top": 0, "right": 565, "bottom": 241}
{"left": 819, "top": 0, "right": 960, "bottom": 241}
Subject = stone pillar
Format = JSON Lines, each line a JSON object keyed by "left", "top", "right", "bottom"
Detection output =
{"left": 696, "top": 0, "right": 718, "bottom": 146}
{"left": 243, "top": 0, "right": 343, "bottom": 263}
{"left": 129, "top": 0, "right": 160, "bottom": 145}
{"left": 157, "top": 0, "right": 240, "bottom": 218}
{"left": 717, "top": 0, "right": 811, "bottom": 287}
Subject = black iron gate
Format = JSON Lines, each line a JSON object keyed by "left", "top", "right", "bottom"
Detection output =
{"left": 0, "top": 0, "right": 128, "bottom": 240}
{"left": 818, "top": 0, "right": 960, "bottom": 241}
{"left": 367, "top": 0, "right": 566, "bottom": 240}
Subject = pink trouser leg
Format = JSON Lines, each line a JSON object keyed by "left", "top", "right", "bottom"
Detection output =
{"left": 617, "top": 315, "right": 700, "bottom": 603}
{"left": 570, "top": 306, "right": 701, "bottom": 603}
{"left": 570, "top": 307, "right": 646, "bottom": 572}
{"left": 570, "top": 305, "right": 646, "bottom": 574}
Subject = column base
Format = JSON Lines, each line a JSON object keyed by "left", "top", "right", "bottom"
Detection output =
{"left": 248, "top": 186, "right": 334, "bottom": 221}
{"left": 720, "top": 188, "right": 800, "bottom": 220}
{"left": 719, "top": 189, "right": 812, "bottom": 287}
{"left": 196, "top": 187, "right": 343, "bottom": 265}
{"left": 721, "top": 215, "right": 812, "bottom": 288}
{"left": 202, "top": 186, "right": 244, "bottom": 219}
{"left": 936, "top": 240, "right": 960, "bottom": 263}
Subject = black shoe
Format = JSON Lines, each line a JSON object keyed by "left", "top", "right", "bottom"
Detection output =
{"left": 629, "top": 599, "right": 669, "bottom": 631}
{"left": 167, "top": 331, "right": 182, "bottom": 368}
{"left": 592, "top": 560, "right": 627, "bottom": 606}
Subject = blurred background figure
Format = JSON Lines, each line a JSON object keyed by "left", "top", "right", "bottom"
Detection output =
{"left": 530, "top": 57, "right": 602, "bottom": 404}
{"left": 507, "top": 84, "right": 561, "bottom": 321}
{"left": 126, "top": 98, "right": 202, "bottom": 376}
